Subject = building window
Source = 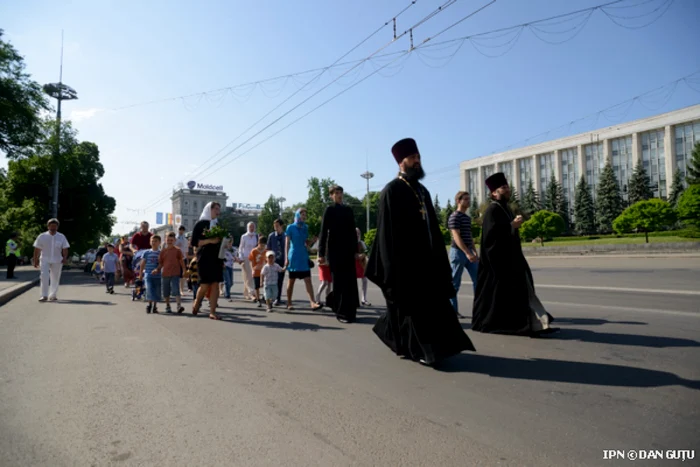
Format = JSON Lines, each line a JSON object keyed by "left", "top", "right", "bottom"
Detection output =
{"left": 560, "top": 147, "right": 578, "bottom": 221}
{"left": 585, "top": 142, "right": 604, "bottom": 201}
{"left": 519, "top": 158, "right": 532, "bottom": 192}
{"left": 611, "top": 136, "right": 633, "bottom": 203}
{"left": 193, "top": 201, "right": 198, "bottom": 212}
{"left": 641, "top": 128, "right": 666, "bottom": 198}
{"left": 482, "top": 164, "right": 495, "bottom": 197}
{"left": 468, "top": 169, "right": 479, "bottom": 202}
{"left": 499, "top": 161, "right": 513, "bottom": 188}
{"left": 675, "top": 120, "right": 700, "bottom": 183}
{"left": 538, "top": 152, "right": 554, "bottom": 194}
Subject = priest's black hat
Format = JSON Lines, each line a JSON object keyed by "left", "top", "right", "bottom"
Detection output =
{"left": 485, "top": 172, "right": 508, "bottom": 192}
{"left": 391, "top": 138, "right": 419, "bottom": 164}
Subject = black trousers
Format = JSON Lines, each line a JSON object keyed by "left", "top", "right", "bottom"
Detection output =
{"left": 6, "top": 254, "right": 17, "bottom": 278}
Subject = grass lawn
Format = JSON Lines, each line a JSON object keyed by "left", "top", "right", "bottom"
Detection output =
{"left": 520, "top": 236, "right": 697, "bottom": 248}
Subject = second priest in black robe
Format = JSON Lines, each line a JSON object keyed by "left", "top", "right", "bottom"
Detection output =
{"left": 366, "top": 138, "right": 476, "bottom": 366}
{"left": 318, "top": 187, "right": 360, "bottom": 323}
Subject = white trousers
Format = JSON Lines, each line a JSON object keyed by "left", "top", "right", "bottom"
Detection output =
{"left": 40, "top": 261, "right": 63, "bottom": 298}
{"left": 240, "top": 259, "right": 254, "bottom": 297}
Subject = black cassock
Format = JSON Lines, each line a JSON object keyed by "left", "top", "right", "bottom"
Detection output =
{"left": 366, "top": 177, "right": 475, "bottom": 364}
{"left": 318, "top": 203, "right": 359, "bottom": 322}
{"left": 472, "top": 199, "right": 554, "bottom": 335}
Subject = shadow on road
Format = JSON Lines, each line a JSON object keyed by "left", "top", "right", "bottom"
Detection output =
{"left": 554, "top": 317, "right": 647, "bottom": 326}
{"left": 53, "top": 299, "right": 116, "bottom": 306}
{"left": 554, "top": 329, "right": 700, "bottom": 348}
{"left": 158, "top": 310, "right": 343, "bottom": 332}
{"left": 436, "top": 354, "right": 700, "bottom": 390}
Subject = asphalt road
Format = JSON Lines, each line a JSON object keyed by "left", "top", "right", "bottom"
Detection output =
{"left": 1, "top": 256, "right": 698, "bottom": 467}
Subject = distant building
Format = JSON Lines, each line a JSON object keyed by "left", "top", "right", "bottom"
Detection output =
{"left": 459, "top": 104, "right": 700, "bottom": 220}
{"left": 171, "top": 187, "right": 228, "bottom": 231}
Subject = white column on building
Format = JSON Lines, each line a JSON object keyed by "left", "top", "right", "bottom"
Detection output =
{"left": 460, "top": 167, "right": 468, "bottom": 192}
{"left": 577, "top": 144, "right": 586, "bottom": 182}
{"left": 664, "top": 125, "right": 675, "bottom": 196}
{"left": 553, "top": 149, "right": 563, "bottom": 184}
{"left": 532, "top": 154, "right": 541, "bottom": 193}
{"left": 631, "top": 132, "right": 641, "bottom": 169}
{"left": 513, "top": 159, "right": 521, "bottom": 194}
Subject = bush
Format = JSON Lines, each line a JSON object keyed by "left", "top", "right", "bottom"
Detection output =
{"left": 471, "top": 222, "right": 482, "bottom": 242}
{"left": 520, "top": 210, "right": 566, "bottom": 245}
{"left": 613, "top": 199, "right": 676, "bottom": 243}
{"left": 364, "top": 228, "right": 377, "bottom": 250}
{"left": 439, "top": 225, "right": 451, "bottom": 245}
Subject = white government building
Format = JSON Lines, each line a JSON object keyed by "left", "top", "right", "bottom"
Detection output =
{"left": 460, "top": 104, "right": 700, "bottom": 219}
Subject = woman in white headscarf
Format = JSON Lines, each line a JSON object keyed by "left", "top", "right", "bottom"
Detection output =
{"left": 190, "top": 202, "right": 225, "bottom": 320}
{"left": 238, "top": 221, "right": 258, "bottom": 301}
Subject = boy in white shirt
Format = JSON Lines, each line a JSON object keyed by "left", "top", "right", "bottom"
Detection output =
{"left": 32, "top": 218, "right": 70, "bottom": 302}
{"left": 261, "top": 251, "right": 285, "bottom": 312}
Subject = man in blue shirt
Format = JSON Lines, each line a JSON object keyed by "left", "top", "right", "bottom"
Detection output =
{"left": 448, "top": 191, "right": 479, "bottom": 318}
{"left": 266, "top": 219, "right": 287, "bottom": 306}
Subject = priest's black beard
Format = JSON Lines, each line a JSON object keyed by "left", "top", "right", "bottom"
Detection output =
{"left": 403, "top": 165, "right": 425, "bottom": 181}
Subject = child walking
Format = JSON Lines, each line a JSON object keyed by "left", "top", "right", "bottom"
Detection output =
{"left": 155, "top": 232, "right": 186, "bottom": 314}
{"left": 187, "top": 257, "right": 199, "bottom": 299}
{"left": 101, "top": 244, "right": 121, "bottom": 294}
{"left": 140, "top": 235, "right": 162, "bottom": 314}
{"left": 248, "top": 235, "right": 267, "bottom": 307}
{"left": 316, "top": 260, "right": 332, "bottom": 306}
{"left": 261, "top": 251, "right": 285, "bottom": 312}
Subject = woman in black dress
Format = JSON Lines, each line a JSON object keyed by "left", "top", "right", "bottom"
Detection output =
{"left": 191, "top": 202, "right": 225, "bottom": 320}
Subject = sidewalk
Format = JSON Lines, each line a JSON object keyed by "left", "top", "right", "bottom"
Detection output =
{"left": 0, "top": 265, "right": 40, "bottom": 306}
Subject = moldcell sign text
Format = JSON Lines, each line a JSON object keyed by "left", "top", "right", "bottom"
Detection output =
{"left": 187, "top": 181, "right": 223, "bottom": 191}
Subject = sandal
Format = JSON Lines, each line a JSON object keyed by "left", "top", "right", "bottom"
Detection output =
{"left": 287, "top": 305, "right": 295, "bottom": 311}
{"left": 311, "top": 303, "right": 323, "bottom": 311}
{"left": 192, "top": 303, "right": 201, "bottom": 315}
{"left": 209, "top": 313, "right": 221, "bottom": 320}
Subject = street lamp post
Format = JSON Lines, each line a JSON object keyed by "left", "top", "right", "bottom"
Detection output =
{"left": 43, "top": 37, "right": 78, "bottom": 219}
{"left": 278, "top": 197, "right": 286, "bottom": 217}
{"left": 360, "top": 171, "right": 374, "bottom": 233}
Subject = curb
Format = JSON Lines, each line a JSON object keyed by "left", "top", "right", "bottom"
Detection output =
{"left": 0, "top": 277, "right": 40, "bottom": 307}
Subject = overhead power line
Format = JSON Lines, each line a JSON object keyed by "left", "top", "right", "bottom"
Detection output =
{"left": 139, "top": 0, "right": 468, "bottom": 213}
{"left": 113, "top": 0, "right": 672, "bottom": 113}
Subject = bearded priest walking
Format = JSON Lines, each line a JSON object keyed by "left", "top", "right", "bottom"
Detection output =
{"left": 366, "top": 138, "right": 476, "bottom": 366}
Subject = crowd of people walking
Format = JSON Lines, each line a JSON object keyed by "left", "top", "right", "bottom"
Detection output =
{"left": 11, "top": 137, "right": 560, "bottom": 367}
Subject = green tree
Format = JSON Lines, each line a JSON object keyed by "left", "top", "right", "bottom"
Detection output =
{"left": 628, "top": 164, "right": 653, "bottom": 205}
{"left": 521, "top": 179, "right": 540, "bottom": 217}
{"left": 364, "top": 228, "right": 377, "bottom": 250}
{"left": 667, "top": 170, "right": 685, "bottom": 207}
{"left": 344, "top": 192, "right": 365, "bottom": 234}
{"left": 520, "top": 210, "right": 566, "bottom": 246}
{"left": 0, "top": 30, "right": 50, "bottom": 159}
{"left": 469, "top": 199, "right": 479, "bottom": 219}
{"left": 508, "top": 188, "right": 522, "bottom": 217}
{"left": 443, "top": 199, "right": 454, "bottom": 229}
{"left": 257, "top": 195, "right": 281, "bottom": 236}
{"left": 613, "top": 199, "right": 677, "bottom": 243}
{"left": 676, "top": 184, "right": 700, "bottom": 229}
{"left": 573, "top": 175, "right": 595, "bottom": 235}
{"left": 305, "top": 177, "right": 336, "bottom": 237}
{"left": 595, "top": 163, "right": 624, "bottom": 233}
{"left": 361, "top": 191, "right": 380, "bottom": 232}
{"left": 1, "top": 122, "right": 115, "bottom": 254}
{"left": 686, "top": 142, "right": 700, "bottom": 185}
{"left": 543, "top": 172, "right": 569, "bottom": 231}
{"left": 433, "top": 194, "right": 443, "bottom": 226}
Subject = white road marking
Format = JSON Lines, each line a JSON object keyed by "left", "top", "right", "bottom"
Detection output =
{"left": 460, "top": 282, "right": 700, "bottom": 296}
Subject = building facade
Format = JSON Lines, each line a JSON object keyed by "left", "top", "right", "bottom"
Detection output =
{"left": 171, "top": 188, "right": 229, "bottom": 231}
{"left": 459, "top": 105, "right": 700, "bottom": 220}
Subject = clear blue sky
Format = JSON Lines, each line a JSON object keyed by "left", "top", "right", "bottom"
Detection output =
{"left": 2, "top": 0, "right": 699, "bottom": 234}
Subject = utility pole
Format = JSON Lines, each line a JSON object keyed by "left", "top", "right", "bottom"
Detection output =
{"left": 43, "top": 31, "right": 78, "bottom": 219}
{"left": 360, "top": 171, "right": 374, "bottom": 233}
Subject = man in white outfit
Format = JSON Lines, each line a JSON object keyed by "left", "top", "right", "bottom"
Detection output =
{"left": 238, "top": 222, "right": 258, "bottom": 301}
{"left": 33, "top": 218, "right": 70, "bottom": 302}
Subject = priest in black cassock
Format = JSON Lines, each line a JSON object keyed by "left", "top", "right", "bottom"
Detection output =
{"left": 471, "top": 172, "right": 558, "bottom": 336}
{"left": 366, "top": 138, "right": 476, "bottom": 366}
{"left": 318, "top": 185, "right": 360, "bottom": 323}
